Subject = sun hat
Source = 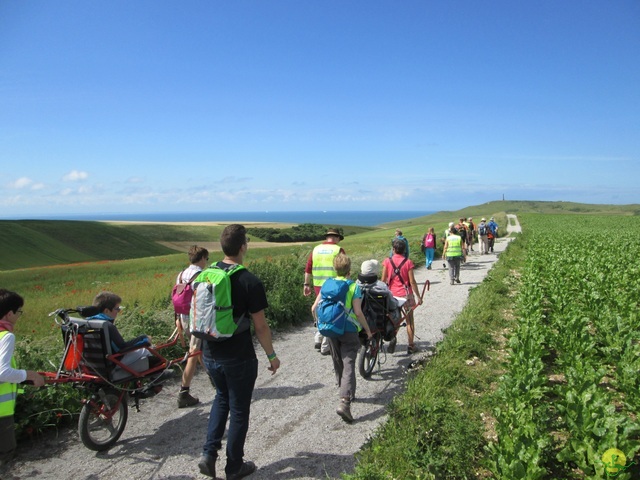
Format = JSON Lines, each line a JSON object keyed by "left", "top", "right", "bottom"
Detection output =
{"left": 360, "top": 259, "right": 380, "bottom": 276}
{"left": 448, "top": 222, "right": 455, "bottom": 228}
{"left": 325, "top": 228, "right": 344, "bottom": 240}
{"left": 481, "top": 217, "right": 486, "bottom": 221}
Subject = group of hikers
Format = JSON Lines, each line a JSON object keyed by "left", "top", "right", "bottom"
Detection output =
{"left": 1, "top": 218, "right": 499, "bottom": 479}
{"left": 435, "top": 216, "right": 499, "bottom": 285}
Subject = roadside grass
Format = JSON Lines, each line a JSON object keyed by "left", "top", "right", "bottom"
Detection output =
{"left": 345, "top": 233, "right": 525, "bottom": 480}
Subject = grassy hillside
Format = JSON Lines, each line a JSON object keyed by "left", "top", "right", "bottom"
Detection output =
{"left": 0, "top": 220, "right": 178, "bottom": 270}
{"left": 4, "top": 200, "right": 634, "bottom": 271}
{"left": 380, "top": 200, "right": 639, "bottom": 228}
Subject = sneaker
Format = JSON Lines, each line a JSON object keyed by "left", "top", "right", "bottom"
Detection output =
{"left": 407, "top": 345, "right": 419, "bottom": 354}
{"left": 314, "top": 342, "right": 321, "bottom": 350}
{"left": 455, "top": 279, "right": 461, "bottom": 284}
{"left": 226, "top": 460, "right": 256, "bottom": 480}
{"left": 336, "top": 399, "right": 353, "bottom": 423}
{"left": 177, "top": 391, "right": 199, "bottom": 408}
{"left": 427, "top": 264, "right": 432, "bottom": 270}
{"left": 450, "top": 279, "right": 454, "bottom": 285}
{"left": 320, "top": 349, "right": 331, "bottom": 356}
{"left": 443, "top": 263, "right": 447, "bottom": 269}
{"left": 387, "top": 337, "right": 397, "bottom": 354}
{"left": 198, "top": 454, "right": 217, "bottom": 478}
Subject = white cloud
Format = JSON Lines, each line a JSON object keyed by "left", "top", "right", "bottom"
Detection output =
{"left": 10, "top": 177, "right": 32, "bottom": 189}
{"left": 63, "top": 170, "right": 89, "bottom": 182}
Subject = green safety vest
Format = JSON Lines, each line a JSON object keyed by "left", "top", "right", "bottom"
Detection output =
{"left": 446, "top": 235, "right": 463, "bottom": 258}
{"left": 0, "top": 331, "right": 19, "bottom": 417}
{"left": 311, "top": 243, "right": 341, "bottom": 288}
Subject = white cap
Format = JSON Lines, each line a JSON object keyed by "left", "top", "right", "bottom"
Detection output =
{"left": 361, "top": 259, "right": 380, "bottom": 276}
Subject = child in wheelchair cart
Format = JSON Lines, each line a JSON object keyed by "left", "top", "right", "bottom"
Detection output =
{"left": 356, "top": 260, "right": 402, "bottom": 353}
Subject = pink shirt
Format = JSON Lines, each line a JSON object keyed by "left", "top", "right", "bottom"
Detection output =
{"left": 382, "top": 254, "right": 415, "bottom": 297}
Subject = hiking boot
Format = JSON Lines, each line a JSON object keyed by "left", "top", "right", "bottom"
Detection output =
{"left": 177, "top": 391, "right": 199, "bottom": 408}
{"left": 226, "top": 460, "right": 256, "bottom": 480}
{"left": 314, "top": 342, "right": 321, "bottom": 350}
{"left": 387, "top": 337, "right": 397, "bottom": 354}
{"left": 198, "top": 454, "right": 217, "bottom": 478}
{"left": 336, "top": 398, "right": 353, "bottom": 423}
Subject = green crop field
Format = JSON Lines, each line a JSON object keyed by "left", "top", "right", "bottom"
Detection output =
{"left": 347, "top": 208, "right": 640, "bottom": 480}
{"left": 486, "top": 214, "right": 640, "bottom": 479}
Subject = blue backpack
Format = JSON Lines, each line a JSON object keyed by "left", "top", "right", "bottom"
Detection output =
{"left": 316, "top": 278, "right": 353, "bottom": 338}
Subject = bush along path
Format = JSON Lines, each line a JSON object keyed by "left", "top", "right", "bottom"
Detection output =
{"left": 7, "top": 223, "right": 519, "bottom": 480}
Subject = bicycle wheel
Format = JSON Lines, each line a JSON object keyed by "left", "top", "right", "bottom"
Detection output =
{"left": 358, "top": 332, "right": 381, "bottom": 379}
{"left": 78, "top": 388, "right": 128, "bottom": 451}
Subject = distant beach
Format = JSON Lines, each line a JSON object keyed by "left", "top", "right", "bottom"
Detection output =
{"left": 33, "top": 210, "right": 432, "bottom": 227}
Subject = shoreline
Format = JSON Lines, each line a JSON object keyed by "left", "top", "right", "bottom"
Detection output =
{"left": 102, "top": 220, "right": 297, "bottom": 227}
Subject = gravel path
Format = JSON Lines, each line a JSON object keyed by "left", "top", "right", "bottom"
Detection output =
{"left": 6, "top": 219, "right": 519, "bottom": 480}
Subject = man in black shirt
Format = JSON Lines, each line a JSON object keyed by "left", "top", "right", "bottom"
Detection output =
{"left": 198, "top": 224, "right": 280, "bottom": 480}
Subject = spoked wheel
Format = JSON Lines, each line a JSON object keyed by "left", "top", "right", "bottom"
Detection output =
{"left": 358, "top": 332, "right": 382, "bottom": 379}
{"left": 78, "top": 388, "right": 128, "bottom": 451}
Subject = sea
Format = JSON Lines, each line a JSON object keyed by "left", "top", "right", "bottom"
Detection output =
{"left": 28, "top": 211, "right": 433, "bottom": 228}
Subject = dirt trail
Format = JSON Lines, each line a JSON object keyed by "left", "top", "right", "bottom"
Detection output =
{"left": 5, "top": 218, "right": 520, "bottom": 480}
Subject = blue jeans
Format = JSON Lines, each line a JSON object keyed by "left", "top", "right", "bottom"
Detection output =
{"left": 424, "top": 247, "right": 434, "bottom": 268}
{"left": 202, "top": 352, "right": 258, "bottom": 474}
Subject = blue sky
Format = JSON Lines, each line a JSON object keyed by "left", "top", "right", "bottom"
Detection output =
{"left": 1, "top": 1, "right": 638, "bottom": 218}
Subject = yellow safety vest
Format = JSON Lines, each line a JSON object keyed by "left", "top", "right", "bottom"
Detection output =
{"left": 0, "top": 331, "right": 19, "bottom": 417}
{"left": 311, "top": 243, "right": 341, "bottom": 287}
{"left": 446, "top": 235, "right": 463, "bottom": 258}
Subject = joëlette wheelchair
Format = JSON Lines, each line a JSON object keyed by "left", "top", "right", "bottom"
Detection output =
{"left": 357, "top": 280, "right": 429, "bottom": 379}
{"left": 39, "top": 306, "right": 200, "bottom": 451}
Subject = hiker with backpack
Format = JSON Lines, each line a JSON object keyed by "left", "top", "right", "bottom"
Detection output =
{"left": 477, "top": 218, "right": 489, "bottom": 254}
{"left": 311, "top": 253, "right": 373, "bottom": 423}
{"left": 172, "top": 245, "right": 208, "bottom": 409}
{"left": 467, "top": 217, "right": 476, "bottom": 252}
{"left": 195, "top": 224, "right": 279, "bottom": 480}
{"left": 487, "top": 217, "right": 499, "bottom": 253}
{"left": 303, "top": 228, "right": 345, "bottom": 355}
{"left": 456, "top": 218, "right": 469, "bottom": 256}
{"left": 381, "top": 239, "right": 423, "bottom": 354}
{"left": 390, "top": 229, "right": 410, "bottom": 259}
{"left": 420, "top": 227, "right": 437, "bottom": 270}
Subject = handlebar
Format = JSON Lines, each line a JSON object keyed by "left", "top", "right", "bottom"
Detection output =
{"left": 49, "top": 306, "right": 101, "bottom": 324}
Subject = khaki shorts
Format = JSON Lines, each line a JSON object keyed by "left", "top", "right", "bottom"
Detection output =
{"left": 179, "top": 315, "right": 203, "bottom": 351}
